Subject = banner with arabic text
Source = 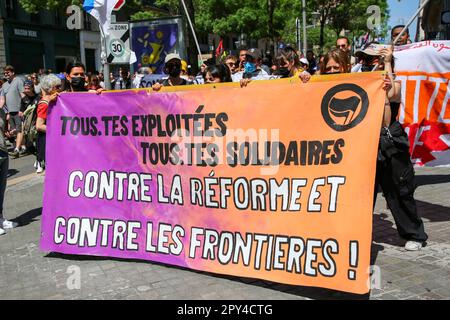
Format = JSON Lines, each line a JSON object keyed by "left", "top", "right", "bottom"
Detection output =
{"left": 394, "top": 40, "right": 450, "bottom": 166}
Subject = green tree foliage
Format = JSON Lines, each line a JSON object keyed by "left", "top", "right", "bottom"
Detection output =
{"left": 129, "top": 10, "right": 160, "bottom": 21}
{"left": 19, "top": 0, "right": 389, "bottom": 55}
{"left": 18, "top": 0, "right": 81, "bottom": 13}
{"left": 18, "top": 0, "right": 147, "bottom": 14}
{"left": 329, "top": 0, "right": 389, "bottom": 39}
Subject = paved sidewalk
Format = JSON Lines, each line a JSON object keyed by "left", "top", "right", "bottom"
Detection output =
{"left": 0, "top": 167, "right": 449, "bottom": 300}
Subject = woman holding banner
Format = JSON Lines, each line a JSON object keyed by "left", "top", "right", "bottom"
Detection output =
{"left": 299, "top": 46, "right": 427, "bottom": 251}
{"left": 35, "top": 74, "right": 62, "bottom": 174}
{"left": 373, "top": 45, "right": 429, "bottom": 251}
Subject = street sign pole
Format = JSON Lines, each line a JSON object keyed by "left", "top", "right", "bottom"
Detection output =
{"left": 180, "top": 0, "right": 204, "bottom": 65}
{"left": 100, "top": 27, "right": 111, "bottom": 90}
{"left": 296, "top": 17, "right": 301, "bottom": 52}
{"left": 302, "top": 0, "right": 307, "bottom": 55}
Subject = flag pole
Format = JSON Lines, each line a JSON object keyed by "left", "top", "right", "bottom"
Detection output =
{"left": 393, "top": 0, "right": 431, "bottom": 45}
{"left": 179, "top": 0, "right": 204, "bottom": 65}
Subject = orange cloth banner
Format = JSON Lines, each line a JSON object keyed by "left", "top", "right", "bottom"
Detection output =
{"left": 41, "top": 72, "right": 385, "bottom": 294}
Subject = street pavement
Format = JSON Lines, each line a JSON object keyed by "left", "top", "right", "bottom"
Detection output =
{"left": 0, "top": 154, "right": 449, "bottom": 300}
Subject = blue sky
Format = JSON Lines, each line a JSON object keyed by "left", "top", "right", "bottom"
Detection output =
{"left": 387, "top": 0, "right": 421, "bottom": 39}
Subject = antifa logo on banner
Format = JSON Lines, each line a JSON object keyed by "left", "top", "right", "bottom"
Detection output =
{"left": 321, "top": 84, "right": 369, "bottom": 132}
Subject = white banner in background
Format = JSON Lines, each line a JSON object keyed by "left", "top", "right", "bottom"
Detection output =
{"left": 394, "top": 41, "right": 450, "bottom": 167}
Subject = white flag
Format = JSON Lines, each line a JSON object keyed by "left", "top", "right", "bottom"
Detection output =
{"left": 82, "top": 0, "right": 118, "bottom": 36}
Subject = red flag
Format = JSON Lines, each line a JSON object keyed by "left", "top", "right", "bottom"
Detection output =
{"left": 215, "top": 39, "right": 224, "bottom": 57}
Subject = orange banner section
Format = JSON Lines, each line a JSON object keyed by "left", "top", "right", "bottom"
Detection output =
{"left": 178, "top": 72, "right": 386, "bottom": 294}
{"left": 395, "top": 71, "right": 450, "bottom": 165}
{"left": 396, "top": 71, "right": 450, "bottom": 126}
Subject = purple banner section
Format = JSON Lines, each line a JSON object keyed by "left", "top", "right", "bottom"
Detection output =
{"left": 40, "top": 90, "right": 197, "bottom": 267}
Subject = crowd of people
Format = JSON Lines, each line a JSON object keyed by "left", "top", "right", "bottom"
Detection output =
{"left": 0, "top": 25, "right": 428, "bottom": 251}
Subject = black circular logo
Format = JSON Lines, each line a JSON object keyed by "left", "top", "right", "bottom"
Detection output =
{"left": 321, "top": 83, "right": 369, "bottom": 132}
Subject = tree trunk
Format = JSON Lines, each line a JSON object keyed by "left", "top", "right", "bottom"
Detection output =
{"left": 319, "top": 17, "right": 325, "bottom": 54}
{"left": 181, "top": 0, "right": 199, "bottom": 74}
{"left": 268, "top": 0, "right": 275, "bottom": 54}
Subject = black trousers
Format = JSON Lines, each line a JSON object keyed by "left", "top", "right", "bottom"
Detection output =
{"left": 36, "top": 132, "right": 46, "bottom": 164}
{"left": 0, "top": 151, "right": 8, "bottom": 222}
{"left": 374, "top": 150, "right": 428, "bottom": 242}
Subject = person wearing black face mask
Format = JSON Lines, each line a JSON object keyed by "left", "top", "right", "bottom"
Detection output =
{"left": 319, "top": 49, "right": 350, "bottom": 75}
{"left": 272, "top": 47, "right": 309, "bottom": 79}
{"left": 152, "top": 54, "right": 192, "bottom": 91}
{"left": 64, "top": 62, "right": 88, "bottom": 92}
{"left": 352, "top": 43, "right": 387, "bottom": 73}
{"left": 275, "top": 67, "right": 291, "bottom": 78}
{"left": 64, "top": 62, "right": 104, "bottom": 94}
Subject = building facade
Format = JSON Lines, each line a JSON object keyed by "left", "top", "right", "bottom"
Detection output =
{"left": 0, "top": 17, "right": 6, "bottom": 68}
{"left": 0, "top": 0, "right": 80, "bottom": 74}
{"left": 79, "top": 11, "right": 102, "bottom": 73}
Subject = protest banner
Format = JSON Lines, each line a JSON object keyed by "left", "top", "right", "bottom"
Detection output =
{"left": 394, "top": 40, "right": 450, "bottom": 167}
{"left": 130, "top": 17, "right": 185, "bottom": 74}
{"left": 40, "top": 72, "right": 385, "bottom": 294}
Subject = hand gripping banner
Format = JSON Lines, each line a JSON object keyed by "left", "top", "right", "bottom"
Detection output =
{"left": 40, "top": 72, "right": 385, "bottom": 294}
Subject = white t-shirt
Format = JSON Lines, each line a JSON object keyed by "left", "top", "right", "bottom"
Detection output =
{"left": 232, "top": 69, "right": 271, "bottom": 82}
{"left": 132, "top": 74, "right": 144, "bottom": 88}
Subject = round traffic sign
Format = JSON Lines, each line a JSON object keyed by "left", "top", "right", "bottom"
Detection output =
{"left": 109, "top": 39, "right": 125, "bottom": 58}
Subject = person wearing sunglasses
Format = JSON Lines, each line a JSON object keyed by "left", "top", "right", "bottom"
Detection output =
{"left": 29, "top": 73, "right": 41, "bottom": 94}
{"left": 35, "top": 74, "right": 63, "bottom": 174}
{"left": 224, "top": 55, "right": 238, "bottom": 75}
{"left": 336, "top": 36, "right": 356, "bottom": 68}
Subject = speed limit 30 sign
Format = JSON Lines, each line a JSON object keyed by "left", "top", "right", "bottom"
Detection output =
{"left": 110, "top": 39, "right": 125, "bottom": 58}
{"left": 106, "top": 23, "right": 131, "bottom": 64}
